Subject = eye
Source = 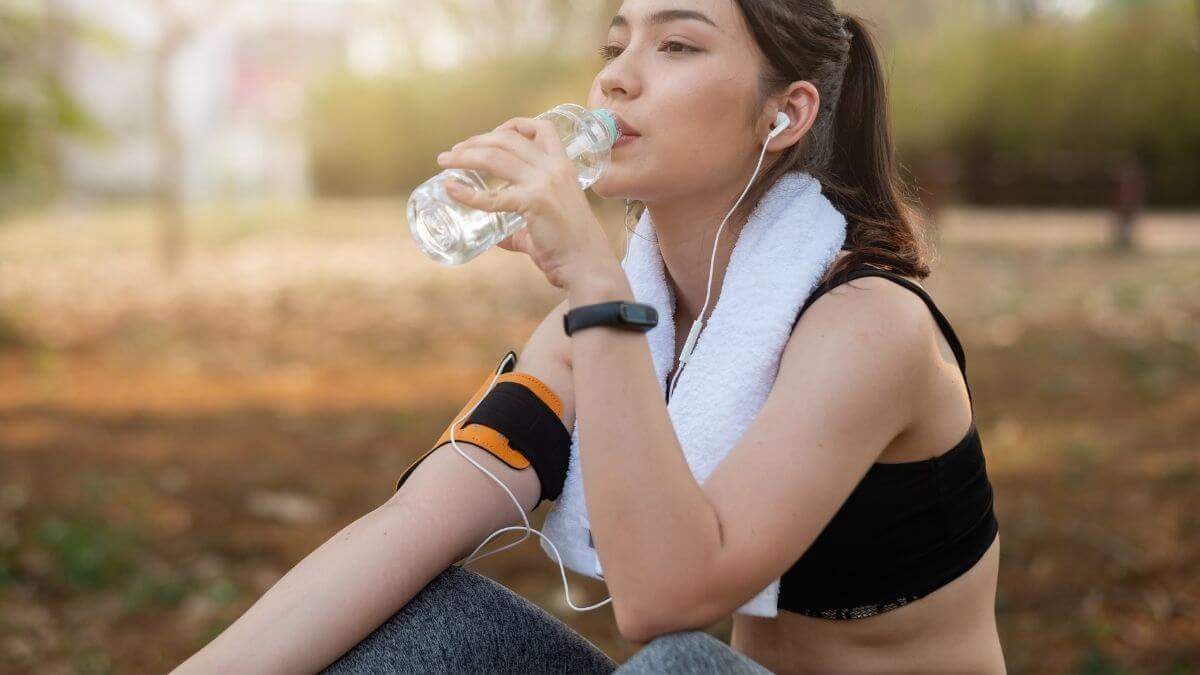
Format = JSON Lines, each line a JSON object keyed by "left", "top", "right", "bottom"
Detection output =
{"left": 597, "top": 40, "right": 700, "bottom": 63}
{"left": 597, "top": 44, "right": 621, "bottom": 62}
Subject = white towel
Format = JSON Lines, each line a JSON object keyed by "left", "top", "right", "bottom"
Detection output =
{"left": 539, "top": 171, "right": 848, "bottom": 618}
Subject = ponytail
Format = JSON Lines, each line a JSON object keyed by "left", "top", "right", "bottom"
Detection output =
{"left": 822, "top": 14, "right": 930, "bottom": 284}
{"left": 721, "top": 2, "right": 933, "bottom": 283}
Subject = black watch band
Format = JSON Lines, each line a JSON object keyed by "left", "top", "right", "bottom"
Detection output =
{"left": 563, "top": 300, "right": 658, "bottom": 336}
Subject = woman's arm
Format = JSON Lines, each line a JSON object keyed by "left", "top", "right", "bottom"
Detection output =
{"left": 172, "top": 441, "right": 540, "bottom": 675}
{"left": 173, "top": 300, "right": 575, "bottom": 675}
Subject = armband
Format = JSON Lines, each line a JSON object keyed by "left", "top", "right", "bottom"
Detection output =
{"left": 394, "top": 350, "right": 572, "bottom": 506}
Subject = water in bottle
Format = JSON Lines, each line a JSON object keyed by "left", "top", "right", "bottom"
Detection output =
{"left": 407, "top": 104, "right": 621, "bottom": 265}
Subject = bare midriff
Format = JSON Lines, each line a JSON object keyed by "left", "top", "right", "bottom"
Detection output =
{"left": 731, "top": 535, "right": 1005, "bottom": 675}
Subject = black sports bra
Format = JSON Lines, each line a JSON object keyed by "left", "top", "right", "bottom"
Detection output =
{"left": 775, "top": 264, "right": 1000, "bottom": 620}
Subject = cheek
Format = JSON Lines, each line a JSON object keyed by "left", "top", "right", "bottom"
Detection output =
{"left": 585, "top": 83, "right": 603, "bottom": 112}
{"left": 669, "top": 97, "right": 752, "bottom": 164}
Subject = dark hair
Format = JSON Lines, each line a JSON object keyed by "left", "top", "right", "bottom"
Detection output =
{"left": 626, "top": 2, "right": 932, "bottom": 285}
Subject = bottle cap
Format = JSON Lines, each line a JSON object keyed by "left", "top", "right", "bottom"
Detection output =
{"left": 592, "top": 109, "right": 621, "bottom": 145}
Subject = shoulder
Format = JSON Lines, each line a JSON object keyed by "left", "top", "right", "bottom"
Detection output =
{"left": 792, "top": 272, "right": 933, "bottom": 346}
{"left": 778, "top": 271, "right": 934, "bottom": 422}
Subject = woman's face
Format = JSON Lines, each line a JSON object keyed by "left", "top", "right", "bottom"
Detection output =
{"left": 586, "top": 0, "right": 768, "bottom": 204}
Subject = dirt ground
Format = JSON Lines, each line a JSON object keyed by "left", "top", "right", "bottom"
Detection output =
{"left": 0, "top": 202, "right": 1197, "bottom": 674}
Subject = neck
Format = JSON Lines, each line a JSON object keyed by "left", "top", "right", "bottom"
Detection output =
{"left": 646, "top": 188, "right": 750, "bottom": 327}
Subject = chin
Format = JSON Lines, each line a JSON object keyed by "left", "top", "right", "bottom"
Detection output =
{"left": 590, "top": 177, "right": 625, "bottom": 201}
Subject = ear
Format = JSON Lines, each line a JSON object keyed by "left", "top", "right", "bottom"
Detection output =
{"left": 764, "top": 81, "right": 820, "bottom": 151}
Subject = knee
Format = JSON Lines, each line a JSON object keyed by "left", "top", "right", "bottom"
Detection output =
{"left": 623, "top": 631, "right": 721, "bottom": 668}
{"left": 642, "top": 629, "right": 722, "bottom": 652}
{"left": 617, "top": 630, "right": 772, "bottom": 675}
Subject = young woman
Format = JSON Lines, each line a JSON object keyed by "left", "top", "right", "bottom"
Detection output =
{"left": 175, "top": 1, "right": 1004, "bottom": 673}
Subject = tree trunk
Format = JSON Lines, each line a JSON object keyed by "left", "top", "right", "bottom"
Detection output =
{"left": 151, "top": 31, "right": 186, "bottom": 275}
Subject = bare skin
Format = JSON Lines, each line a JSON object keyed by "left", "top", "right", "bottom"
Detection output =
{"left": 721, "top": 267, "right": 1007, "bottom": 675}
{"left": 518, "top": 246, "right": 1004, "bottom": 673}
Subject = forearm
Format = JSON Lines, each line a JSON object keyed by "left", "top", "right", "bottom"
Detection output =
{"left": 565, "top": 266, "right": 723, "bottom": 625}
{"left": 173, "top": 496, "right": 457, "bottom": 674}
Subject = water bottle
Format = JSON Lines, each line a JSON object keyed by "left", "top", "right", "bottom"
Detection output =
{"left": 407, "top": 104, "right": 621, "bottom": 265}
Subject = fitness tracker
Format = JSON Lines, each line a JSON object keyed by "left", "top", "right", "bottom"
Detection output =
{"left": 563, "top": 300, "right": 658, "bottom": 336}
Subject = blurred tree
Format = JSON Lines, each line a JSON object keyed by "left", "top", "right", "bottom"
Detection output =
{"left": 143, "top": 0, "right": 240, "bottom": 275}
{"left": 306, "top": 1, "right": 617, "bottom": 197}
{"left": 892, "top": 0, "right": 1200, "bottom": 207}
{"left": 428, "top": 0, "right": 617, "bottom": 68}
{"left": 0, "top": 0, "right": 102, "bottom": 351}
{"left": 0, "top": 1, "right": 98, "bottom": 211}
{"left": 1110, "top": 158, "right": 1147, "bottom": 251}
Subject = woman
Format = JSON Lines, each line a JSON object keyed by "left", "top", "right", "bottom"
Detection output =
{"left": 175, "top": 1, "right": 1004, "bottom": 673}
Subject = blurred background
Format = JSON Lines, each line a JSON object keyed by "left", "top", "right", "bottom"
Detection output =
{"left": 0, "top": 0, "right": 1197, "bottom": 672}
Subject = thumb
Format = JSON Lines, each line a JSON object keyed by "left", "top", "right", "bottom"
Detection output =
{"left": 496, "top": 230, "right": 524, "bottom": 254}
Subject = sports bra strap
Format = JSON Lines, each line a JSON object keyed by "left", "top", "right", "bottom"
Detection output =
{"left": 793, "top": 265, "right": 973, "bottom": 407}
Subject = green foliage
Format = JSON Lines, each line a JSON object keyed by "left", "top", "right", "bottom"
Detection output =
{"left": 1076, "top": 646, "right": 1133, "bottom": 675}
{"left": 34, "top": 514, "right": 144, "bottom": 592}
{"left": 0, "top": 5, "right": 101, "bottom": 211}
{"left": 305, "top": 3, "right": 1199, "bottom": 206}
{"left": 305, "top": 53, "right": 593, "bottom": 196}
{"left": 0, "top": 542, "right": 18, "bottom": 588}
{"left": 892, "top": 0, "right": 1200, "bottom": 205}
{"left": 0, "top": 310, "right": 28, "bottom": 351}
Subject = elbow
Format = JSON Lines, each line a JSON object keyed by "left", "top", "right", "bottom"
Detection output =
{"left": 613, "top": 587, "right": 718, "bottom": 645}
{"left": 610, "top": 581, "right": 657, "bottom": 644}
{"left": 615, "top": 604, "right": 655, "bottom": 645}
{"left": 612, "top": 586, "right": 665, "bottom": 644}
{"left": 610, "top": 527, "right": 728, "bottom": 643}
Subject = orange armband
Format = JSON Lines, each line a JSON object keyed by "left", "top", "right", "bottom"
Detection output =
{"left": 395, "top": 350, "right": 571, "bottom": 505}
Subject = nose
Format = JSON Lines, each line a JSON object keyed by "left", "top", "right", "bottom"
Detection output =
{"left": 596, "top": 51, "right": 641, "bottom": 100}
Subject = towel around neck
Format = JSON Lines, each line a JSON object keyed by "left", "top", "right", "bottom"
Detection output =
{"left": 539, "top": 171, "right": 849, "bottom": 618}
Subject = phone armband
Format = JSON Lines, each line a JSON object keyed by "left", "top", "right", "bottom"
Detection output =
{"left": 395, "top": 350, "right": 572, "bottom": 506}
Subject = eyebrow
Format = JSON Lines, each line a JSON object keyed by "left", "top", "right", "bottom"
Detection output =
{"left": 608, "top": 9, "right": 718, "bottom": 30}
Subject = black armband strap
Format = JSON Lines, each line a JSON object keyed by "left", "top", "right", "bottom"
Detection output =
{"left": 462, "top": 381, "right": 571, "bottom": 504}
{"left": 394, "top": 351, "right": 571, "bottom": 508}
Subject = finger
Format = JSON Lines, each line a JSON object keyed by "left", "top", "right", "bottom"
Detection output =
{"left": 451, "top": 120, "right": 536, "bottom": 154}
{"left": 496, "top": 117, "right": 539, "bottom": 141}
{"left": 441, "top": 179, "right": 526, "bottom": 215}
{"left": 450, "top": 129, "right": 542, "bottom": 167}
{"left": 512, "top": 118, "right": 568, "bottom": 160}
{"left": 437, "top": 146, "right": 534, "bottom": 186}
{"left": 496, "top": 231, "right": 522, "bottom": 253}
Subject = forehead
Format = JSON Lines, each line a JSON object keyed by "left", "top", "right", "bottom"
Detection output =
{"left": 608, "top": 0, "right": 735, "bottom": 33}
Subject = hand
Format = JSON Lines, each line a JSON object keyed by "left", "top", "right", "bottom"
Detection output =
{"left": 436, "top": 117, "right": 613, "bottom": 290}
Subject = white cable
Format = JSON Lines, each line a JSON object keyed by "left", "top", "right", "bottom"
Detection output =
{"left": 452, "top": 114, "right": 791, "bottom": 613}
{"left": 667, "top": 116, "right": 786, "bottom": 402}
{"left": 448, "top": 351, "right": 611, "bottom": 611}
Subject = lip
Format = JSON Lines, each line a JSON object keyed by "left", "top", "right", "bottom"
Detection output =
{"left": 614, "top": 134, "right": 640, "bottom": 148}
{"left": 608, "top": 112, "right": 642, "bottom": 138}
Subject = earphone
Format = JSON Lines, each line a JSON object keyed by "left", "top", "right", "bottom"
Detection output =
{"left": 448, "top": 108, "right": 797, "bottom": 613}
{"left": 769, "top": 111, "right": 792, "bottom": 139}
{"left": 665, "top": 109, "right": 791, "bottom": 401}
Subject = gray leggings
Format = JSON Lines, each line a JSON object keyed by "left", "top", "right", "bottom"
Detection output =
{"left": 320, "top": 563, "right": 775, "bottom": 674}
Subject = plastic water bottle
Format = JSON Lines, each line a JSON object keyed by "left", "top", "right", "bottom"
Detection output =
{"left": 407, "top": 104, "right": 621, "bottom": 265}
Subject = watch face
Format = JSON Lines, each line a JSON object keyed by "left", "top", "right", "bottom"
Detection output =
{"left": 620, "top": 303, "right": 657, "bottom": 325}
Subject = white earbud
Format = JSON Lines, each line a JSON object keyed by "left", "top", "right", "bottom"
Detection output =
{"left": 767, "top": 111, "right": 791, "bottom": 140}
